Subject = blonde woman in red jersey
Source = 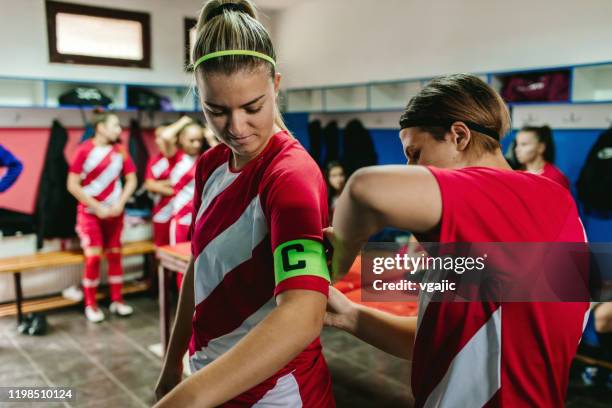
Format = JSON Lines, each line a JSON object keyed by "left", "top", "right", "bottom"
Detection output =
{"left": 157, "top": 116, "right": 206, "bottom": 245}
{"left": 145, "top": 124, "right": 176, "bottom": 248}
{"left": 325, "top": 74, "right": 589, "bottom": 407}
{"left": 154, "top": 116, "right": 207, "bottom": 289}
{"left": 154, "top": 1, "right": 334, "bottom": 407}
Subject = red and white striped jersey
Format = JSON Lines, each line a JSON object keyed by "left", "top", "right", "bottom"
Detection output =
{"left": 187, "top": 131, "right": 334, "bottom": 407}
{"left": 170, "top": 150, "right": 197, "bottom": 227}
{"left": 69, "top": 140, "right": 135, "bottom": 213}
{"left": 413, "top": 167, "right": 589, "bottom": 408}
{"left": 145, "top": 153, "right": 174, "bottom": 224}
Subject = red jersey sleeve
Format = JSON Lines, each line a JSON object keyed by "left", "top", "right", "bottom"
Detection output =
{"left": 68, "top": 143, "right": 89, "bottom": 174}
{"left": 188, "top": 153, "right": 206, "bottom": 245}
{"left": 121, "top": 147, "right": 136, "bottom": 175}
{"left": 145, "top": 156, "right": 156, "bottom": 180}
{"left": 542, "top": 163, "right": 570, "bottom": 191}
{"left": 262, "top": 159, "right": 330, "bottom": 297}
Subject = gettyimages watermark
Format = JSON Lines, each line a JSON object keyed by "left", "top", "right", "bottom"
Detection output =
{"left": 358, "top": 242, "right": 612, "bottom": 302}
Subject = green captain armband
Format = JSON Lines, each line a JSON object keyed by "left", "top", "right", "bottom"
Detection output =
{"left": 273, "top": 239, "right": 331, "bottom": 285}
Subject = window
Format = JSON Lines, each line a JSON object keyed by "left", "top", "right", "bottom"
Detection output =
{"left": 184, "top": 18, "right": 197, "bottom": 71}
{"left": 46, "top": 1, "right": 151, "bottom": 68}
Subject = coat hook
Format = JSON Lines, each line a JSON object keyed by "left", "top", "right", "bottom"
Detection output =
{"left": 525, "top": 113, "right": 537, "bottom": 124}
{"left": 563, "top": 112, "right": 581, "bottom": 123}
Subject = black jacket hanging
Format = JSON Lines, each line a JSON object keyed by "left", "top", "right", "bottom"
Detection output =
{"left": 126, "top": 119, "right": 152, "bottom": 211}
{"left": 576, "top": 127, "right": 612, "bottom": 215}
{"left": 34, "top": 120, "right": 77, "bottom": 247}
{"left": 323, "top": 121, "right": 340, "bottom": 165}
{"left": 308, "top": 120, "right": 323, "bottom": 167}
{"left": 342, "top": 119, "right": 378, "bottom": 177}
{"left": 129, "top": 119, "right": 149, "bottom": 187}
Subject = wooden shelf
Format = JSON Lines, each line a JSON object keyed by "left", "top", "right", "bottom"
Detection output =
{"left": 324, "top": 85, "right": 368, "bottom": 112}
{"left": 0, "top": 76, "right": 199, "bottom": 112}
{"left": 286, "top": 89, "right": 323, "bottom": 113}
{"left": 491, "top": 68, "right": 571, "bottom": 103}
{"left": 282, "top": 61, "right": 612, "bottom": 114}
{"left": 369, "top": 80, "right": 421, "bottom": 110}
{"left": 45, "top": 81, "right": 125, "bottom": 109}
{"left": 573, "top": 64, "right": 612, "bottom": 102}
{"left": 0, "top": 79, "right": 44, "bottom": 107}
{"left": 126, "top": 84, "right": 195, "bottom": 111}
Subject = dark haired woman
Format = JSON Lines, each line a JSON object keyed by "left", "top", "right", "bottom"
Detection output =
{"left": 515, "top": 125, "right": 570, "bottom": 190}
{"left": 325, "top": 74, "right": 588, "bottom": 407}
{"left": 325, "top": 161, "right": 346, "bottom": 220}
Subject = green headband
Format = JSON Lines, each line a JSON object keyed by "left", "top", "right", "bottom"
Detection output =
{"left": 193, "top": 50, "right": 276, "bottom": 71}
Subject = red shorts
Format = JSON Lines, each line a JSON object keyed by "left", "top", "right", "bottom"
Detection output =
{"left": 170, "top": 219, "right": 190, "bottom": 246}
{"left": 76, "top": 208, "right": 124, "bottom": 250}
{"left": 153, "top": 221, "right": 171, "bottom": 247}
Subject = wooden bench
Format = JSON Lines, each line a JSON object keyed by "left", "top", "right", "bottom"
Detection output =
{"left": 574, "top": 354, "right": 612, "bottom": 371}
{"left": 0, "top": 240, "right": 156, "bottom": 323}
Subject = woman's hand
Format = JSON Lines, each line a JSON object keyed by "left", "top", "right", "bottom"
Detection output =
{"left": 159, "top": 179, "right": 174, "bottom": 196}
{"left": 324, "top": 286, "right": 358, "bottom": 333}
{"left": 107, "top": 202, "right": 124, "bottom": 218}
{"left": 94, "top": 204, "right": 110, "bottom": 219}
{"left": 323, "top": 227, "right": 361, "bottom": 282}
{"left": 144, "top": 179, "right": 174, "bottom": 197}
{"left": 155, "top": 363, "right": 183, "bottom": 403}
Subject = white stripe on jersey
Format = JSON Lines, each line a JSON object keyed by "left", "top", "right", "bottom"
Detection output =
{"left": 170, "top": 154, "right": 196, "bottom": 217}
{"left": 153, "top": 200, "right": 174, "bottom": 223}
{"left": 101, "top": 180, "right": 122, "bottom": 206}
{"left": 82, "top": 145, "right": 112, "bottom": 176}
{"left": 253, "top": 372, "right": 303, "bottom": 407}
{"left": 82, "top": 278, "right": 100, "bottom": 288}
{"left": 170, "top": 154, "right": 195, "bottom": 185}
{"left": 169, "top": 219, "right": 177, "bottom": 246}
{"left": 196, "top": 163, "right": 239, "bottom": 224}
{"left": 189, "top": 298, "right": 276, "bottom": 371}
{"left": 173, "top": 180, "right": 195, "bottom": 217}
{"left": 579, "top": 217, "right": 588, "bottom": 243}
{"left": 580, "top": 308, "right": 592, "bottom": 347}
{"left": 82, "top": 153, "right": 123, "bottom": 197}
{"left": 178, "top": 212, "right": 192, "bottom": 226}
{"left": 151, "top": 157, "right": 170, "bottom": 179}
{"left": 193, "top": 195, "right": 267, "bottom": 306}
{"left": 416, "top": 268, "right": 444, "bottom": 331}
{"left": 423, "top": 307, "right": 502, "bottom": 408}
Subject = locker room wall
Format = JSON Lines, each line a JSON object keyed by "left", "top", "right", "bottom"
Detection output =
{"left": 285, "top": 112, "right": 612, "bottom": 242}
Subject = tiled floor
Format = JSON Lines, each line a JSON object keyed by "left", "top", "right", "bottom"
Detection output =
{"left": 0, "top": 294, "right": 610, "bottom": 407}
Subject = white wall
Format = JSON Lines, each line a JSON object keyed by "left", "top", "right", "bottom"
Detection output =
{"left": 274, "top": 0, "right": 612, "bottom": 89}
{"left": 0, "top": 0, "right": 276, "bottom": 85}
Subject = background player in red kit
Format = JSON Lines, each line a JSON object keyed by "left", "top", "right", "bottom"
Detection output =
{"left": 324, "top": 74, "right": 589, "bottom": 407}
{"left": 145, "top": 124, "right": 176, "bottom": 248}
{"left": 515, "top": 125, "right": 571, "bottom": 190}
{"left": 67, "top": 110, "right": 137, "bottom": 323}
{"left": 156, "top": 116, "right": 206, "bottom": 245}
{"left": 154, "top": 1, "right": 335, "bottom": 407}
{"left": 157, "top": 116, "right": 206, "bottom": 288}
